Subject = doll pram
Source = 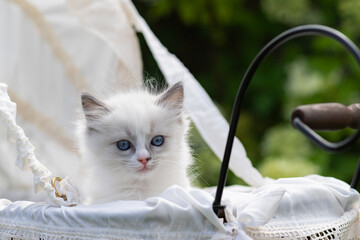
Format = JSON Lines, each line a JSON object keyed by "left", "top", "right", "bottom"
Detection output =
{"left": 1, "top": 0, "right": 360, "bottom": 239}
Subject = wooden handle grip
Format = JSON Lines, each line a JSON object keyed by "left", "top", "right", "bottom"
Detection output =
{"left": 291, "top": 103, "right": 360, "bottom": 130}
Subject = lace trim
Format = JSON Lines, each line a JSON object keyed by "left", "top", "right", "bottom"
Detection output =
{"left": 0, "top": 218, "right": 216, "bottom": 240}
{"left": 245, "top": 209, "right": 359, "bottom": 240}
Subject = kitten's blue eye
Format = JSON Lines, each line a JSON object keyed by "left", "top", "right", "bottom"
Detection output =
{"left": 116, "top": 140, "right": 131, "bottom": 151}
{"left": 151, "top": 135, "right": 164, "bottom": 146}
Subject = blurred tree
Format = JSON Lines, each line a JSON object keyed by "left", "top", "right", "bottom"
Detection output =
{"left": 134, "top": 0, "right": 360, "bottom": 189}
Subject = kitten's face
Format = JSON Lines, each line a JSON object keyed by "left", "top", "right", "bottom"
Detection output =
{"left": 81, "top": 83, "right": 189, "bottom": 179}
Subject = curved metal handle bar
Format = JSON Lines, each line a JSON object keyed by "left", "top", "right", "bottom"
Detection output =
{"left": 213, "top": 25, "right": 360, "bottom": 217}
{"left": 292, "top": 117, "right": 360, "bottom": 152}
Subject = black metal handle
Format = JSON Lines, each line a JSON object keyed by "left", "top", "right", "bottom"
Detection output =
{"left": 291, "top": 117, "right": 360, "bottom": 152}
{"left": 213, "top": 25, "right": 360, "bottom": 220}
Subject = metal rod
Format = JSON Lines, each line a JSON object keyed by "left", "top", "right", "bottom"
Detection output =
{"left": 213, "top": 25, "right": 360, "bottom": 218}
{"left": 351, "top": 157, "right": 360, "bottom": 189}
{"left": 292, "top": 117, "right": 360, "bottom": 152}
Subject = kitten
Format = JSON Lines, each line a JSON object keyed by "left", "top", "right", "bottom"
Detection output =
{"left": 77, "top": 82, "right": 192, "bottom": 204}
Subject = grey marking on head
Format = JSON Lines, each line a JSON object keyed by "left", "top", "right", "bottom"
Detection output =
{"left": 87, "top": 126, "right": 100, "bottom": 134}
{"left": 156, "top": 82, "right": 184, "bottom": 110}
{"left": 81, "top": 93, "right": 111, "bottom": 121}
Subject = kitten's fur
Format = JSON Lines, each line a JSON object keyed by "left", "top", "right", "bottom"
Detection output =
{"left": 77, "top": 82, "right": 192, "bottom": 204}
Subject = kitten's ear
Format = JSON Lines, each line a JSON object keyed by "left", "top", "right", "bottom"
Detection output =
{"left": 81, "top": 93, "right": 110, "bottom": 120}
{"left": 156, "top": 82, "right": 184, "bottom": 110}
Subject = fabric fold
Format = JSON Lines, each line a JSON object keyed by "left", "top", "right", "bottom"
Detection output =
{"left": 0, "top": 82, "right": 79, "bottom": 207}
{"left": 0, "top": 176, "right": 358, "bottom": 239}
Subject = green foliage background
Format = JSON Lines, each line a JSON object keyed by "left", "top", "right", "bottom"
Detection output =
{"left": 134, "top": 0, "right": 360, "bottom": 188}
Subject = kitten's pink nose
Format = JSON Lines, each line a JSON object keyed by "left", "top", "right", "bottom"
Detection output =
{"left": 138, "top": 157, "right": 151, "bottom": 166}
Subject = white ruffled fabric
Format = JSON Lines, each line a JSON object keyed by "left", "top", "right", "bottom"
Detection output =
{"left": 0, "top": 176, "right": 358, "bottom": 239}
{"left": 0, "top": 0, "right": 107, "bottom": 201}
{"left": 220, "top": 175, "right": 359, "bottom": 226}
{"left": 0, "top": 83, "right": 79, "bottom": 206}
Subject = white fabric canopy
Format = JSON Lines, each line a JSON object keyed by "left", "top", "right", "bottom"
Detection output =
{"left": 0, "top": 0, "right": 130, "bottom": 200}
{"left": 0, "top": 0, "right": 265, "bottom": 202}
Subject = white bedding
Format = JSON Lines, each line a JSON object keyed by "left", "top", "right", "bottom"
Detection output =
{"left": 0, "top": 176, "right": 358, "bottom": 239}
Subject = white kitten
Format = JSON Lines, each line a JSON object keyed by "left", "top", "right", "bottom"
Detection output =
{"left": 77, "top": 82, "right": 192, "bottom": 204}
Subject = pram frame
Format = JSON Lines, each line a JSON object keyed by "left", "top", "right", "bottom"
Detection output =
{"left": 213, "top": 25, "right": 360, "bottom": 219}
